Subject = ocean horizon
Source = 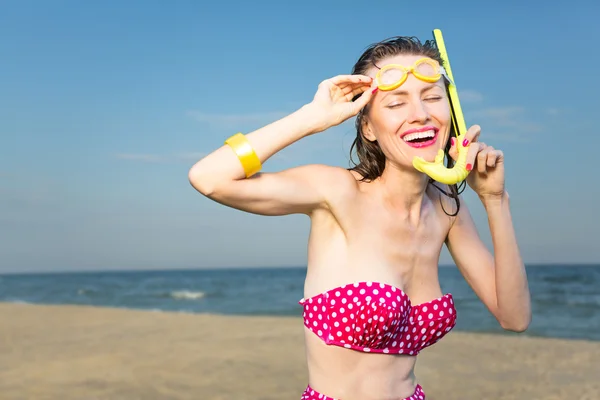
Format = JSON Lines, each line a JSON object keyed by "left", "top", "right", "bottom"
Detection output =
{"left": 1, "top": 264, "right": 599, "bottom": 342}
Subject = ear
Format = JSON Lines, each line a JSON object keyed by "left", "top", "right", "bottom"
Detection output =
{"left": 360, "top": 114, "right": 377, "bottom": 142}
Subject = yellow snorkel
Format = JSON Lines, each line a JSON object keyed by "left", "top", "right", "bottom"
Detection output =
{"left": 411, "top": 29, "right": 470, "bottom": 185}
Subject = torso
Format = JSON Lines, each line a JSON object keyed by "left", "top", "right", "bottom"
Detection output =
{"left": 301, "top": 168, "right": 457, "bottom": 400}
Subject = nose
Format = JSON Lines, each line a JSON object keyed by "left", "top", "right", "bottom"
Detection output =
{"left": 407, "top": 99, "right": 430, "bottom": 124}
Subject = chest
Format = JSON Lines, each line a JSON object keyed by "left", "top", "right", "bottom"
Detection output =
{"left": 344, "top": 195, "right": 450, "bottom": 255}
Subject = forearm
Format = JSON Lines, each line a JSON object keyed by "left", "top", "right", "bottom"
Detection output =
{"left": 189, "top": 104, "right": 323, "bottom": 189}
{"left": 482, "top": 191, "right": 531, "bottom": 331}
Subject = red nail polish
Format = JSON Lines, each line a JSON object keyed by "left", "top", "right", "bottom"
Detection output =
{"left": 451, "top": 138, "right": 455, "bottom": 146}
{"left": 462, "top": 139, "right": 469, "bottom": 147}
{"left": 466, "top": 163, "right": 472, "bottom": 171}
{"left": 371, "top": 87, "right": 378, "bottom": 94}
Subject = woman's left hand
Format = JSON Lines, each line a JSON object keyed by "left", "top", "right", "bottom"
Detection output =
{"left": 448, "top": 125, "right": 506, "bottom": 200}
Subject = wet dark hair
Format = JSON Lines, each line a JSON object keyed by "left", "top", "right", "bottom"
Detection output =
{"left": 348, "top": 36, "right": 465, "bottom": 217}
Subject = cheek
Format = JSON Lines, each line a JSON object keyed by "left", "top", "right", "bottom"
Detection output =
{"left": 428, "top": 101, "right": 451, "bottom": 124}
{"left": 376, "top": 108, "right": 407, "bottom": 130}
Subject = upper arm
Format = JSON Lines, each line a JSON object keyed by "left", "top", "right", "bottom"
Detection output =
{"left": 445, "top": 195, "right": 499, "bottom": 318}
{"left": 189, "top": 163, "right": 356, "bottom": 216}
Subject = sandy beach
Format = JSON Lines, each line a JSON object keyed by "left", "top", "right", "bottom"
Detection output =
{"left": 1, "top": 303, "right": 598, "bottom": 400}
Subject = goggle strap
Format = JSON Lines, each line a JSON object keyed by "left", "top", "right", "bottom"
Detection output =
{"left": 440, "top": 66, "right": 454, "bottom": 85}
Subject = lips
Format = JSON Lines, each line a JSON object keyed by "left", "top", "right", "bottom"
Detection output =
{"left": 400, "top": 126, "right": 439, "bottom": 148}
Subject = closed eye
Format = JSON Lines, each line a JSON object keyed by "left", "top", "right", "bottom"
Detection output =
{"left": 387, "top": 103, "right": 406, "bottom": 109}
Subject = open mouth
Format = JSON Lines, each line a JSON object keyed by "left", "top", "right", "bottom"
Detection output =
{"left": 401, "top": 128, "right": 438, "bottom": 148}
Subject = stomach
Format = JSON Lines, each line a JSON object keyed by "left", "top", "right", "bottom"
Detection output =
{"left": 304, "top": 328, "right": 419, "bottom": 400}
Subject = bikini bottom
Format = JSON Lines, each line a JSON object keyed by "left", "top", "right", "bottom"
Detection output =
{"left": 300, "top": 383, "right": 425, "bottom": 400}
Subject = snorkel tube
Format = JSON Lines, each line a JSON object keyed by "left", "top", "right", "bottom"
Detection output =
{"left": 412, "top": 29, "right": 470, "bottom": 185}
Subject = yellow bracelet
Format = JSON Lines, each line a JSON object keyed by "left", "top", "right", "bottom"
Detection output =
{"left": 224, "top": 133, "right": 262, "bottom": 178}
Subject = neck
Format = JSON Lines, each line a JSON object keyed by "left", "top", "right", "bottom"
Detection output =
{"left": 375, "top": 161, "right": 431, "bottom": 218}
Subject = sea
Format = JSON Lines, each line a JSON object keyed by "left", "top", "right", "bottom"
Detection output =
{"left": 1, "top": 264, "right": 599, "bottom": 342}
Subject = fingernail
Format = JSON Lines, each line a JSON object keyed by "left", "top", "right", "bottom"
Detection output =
{"left": 371, "top": 87, "right": 378, "bottom": 94}
{"left": 466, "top": 163, "right": 472, "bottom": 171}
{"left": 450, "top": 138, "right": 455, "bottom": 146}
{"left": 462, "top": 139, "right": 469, "bottom": 147}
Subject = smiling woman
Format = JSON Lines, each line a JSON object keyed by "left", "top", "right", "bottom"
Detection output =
{"left": 351, "top": 54, "right": 453, "bottom": 177}
{"left": 188, "top": 31, "right": 531, "bottom": 400}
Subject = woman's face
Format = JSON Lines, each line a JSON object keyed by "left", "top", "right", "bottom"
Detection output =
{"left": 362, "top": 54, "right": 452, "bottom": 169}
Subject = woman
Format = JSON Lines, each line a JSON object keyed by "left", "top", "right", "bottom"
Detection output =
{"left": 188, "top": 36, "right": 531, "bottom": 400}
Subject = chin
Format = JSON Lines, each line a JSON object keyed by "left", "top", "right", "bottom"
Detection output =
{"left": 408, "top": 144, "right": 443, "bottom": 163}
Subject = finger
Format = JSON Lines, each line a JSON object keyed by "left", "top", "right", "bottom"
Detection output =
{"left": 328, "top": 74, "right": 373, "bottom": 86}
{"left": 345, "top": 86, "right": 368, "bottom": 102}
{"left": 448, "top": 137, "right": 459, "bottom": 161}
{"left": 475, "top": 142, "right": 488, "bottom": 173}
{"left": 484, "top": 146, "right": 495, "bottom": 169}
{"left": 351, "top": 82, "right": 378, "bottom": 111}
{"left": 465, "top": 142, "right": 481, "bottom": 172}
{"left": 318, "top": 76, "right": 362, "bottom": 94}
{"left": 496, "top": 149, "right": 504, "bottom": 164}
{"left": 461, "top": 124, "right": 481, "bottom": 147}
{"left": 340, "top": 82, "right": 360, "bottom": 95}
{"left": 486, "top": 152, "right": 497, "bottom": 168}
{"left": 487, "top": 149, "right": 503, "bottom": 168}
{"left": 341, "top": 82, "right": 372, "bottom": 98}
{"left": 477, "top": 146, "right": 493, "bottom": 174}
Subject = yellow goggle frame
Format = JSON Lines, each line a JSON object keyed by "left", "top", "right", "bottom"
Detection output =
{"left": 375, "top": 57, "right": 447, "bottom": 92}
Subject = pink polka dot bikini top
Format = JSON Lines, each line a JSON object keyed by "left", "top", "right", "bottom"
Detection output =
{"left": 299, "top": 281, "right": 457, "bottom": 355}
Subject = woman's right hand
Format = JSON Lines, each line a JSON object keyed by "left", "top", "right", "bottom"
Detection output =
{"left": 190, "top": 75, "right": 374, "bottom": 216}
{"left": 304, "top": 74, "right": 377, "bottom": 132}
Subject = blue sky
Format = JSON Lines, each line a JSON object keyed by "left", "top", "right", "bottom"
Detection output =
{"left": 1, "top": 0, "right": 598, "bottom": 273}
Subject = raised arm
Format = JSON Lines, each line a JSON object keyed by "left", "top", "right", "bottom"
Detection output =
{"left": 188, "top": 74, "right": 375, "bottom": 216}
{"left": 446, "top": 193, "right": 530, "bottom": 332}
{"left": 445, "top": 126, "right": 531, "bottom": 332}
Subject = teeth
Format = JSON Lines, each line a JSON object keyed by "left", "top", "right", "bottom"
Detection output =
{"left": 403, "top": 130, "right": 435, "bottom": 142}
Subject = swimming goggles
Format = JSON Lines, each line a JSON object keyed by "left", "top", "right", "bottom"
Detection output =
{"left": 374, "top": 57, "right": 450, "bottom": 92}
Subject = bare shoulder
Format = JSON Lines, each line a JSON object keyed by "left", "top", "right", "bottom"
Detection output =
{"left": 298, "top": 163, "right": 355, "bottom": 180}
{"left": 301, "top": 163, "right": 360, "bottom": 200}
